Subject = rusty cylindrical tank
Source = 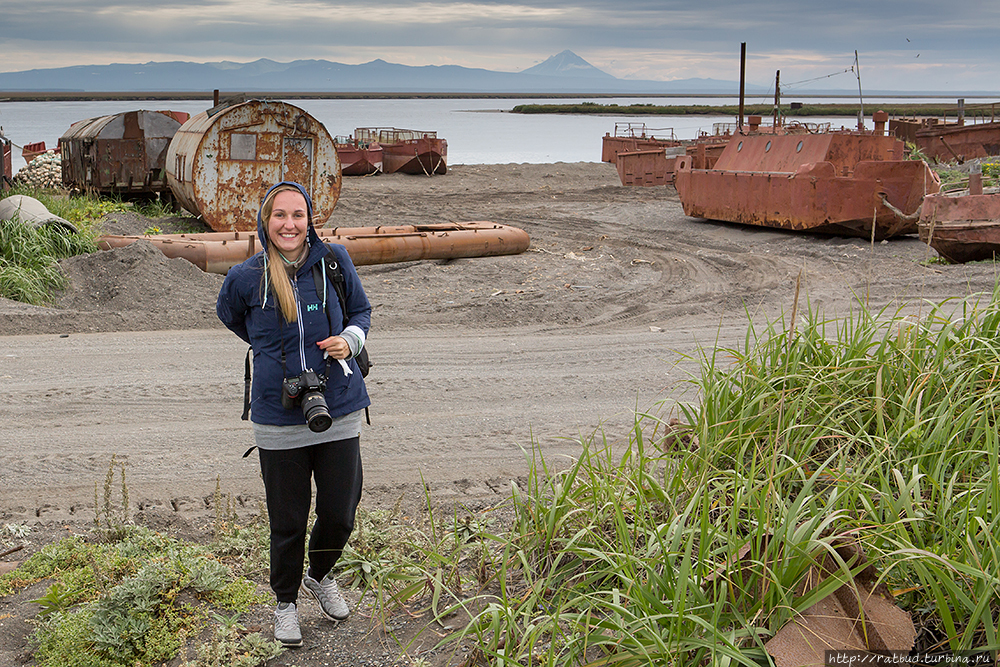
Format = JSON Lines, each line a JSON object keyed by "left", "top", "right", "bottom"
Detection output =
{"left": 59, "top": 110, "right": 187, "bottom": 195}
{"left": 166, "top": 100, "right": 341, "bottom": 231}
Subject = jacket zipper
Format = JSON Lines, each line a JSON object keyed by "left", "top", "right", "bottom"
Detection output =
{"left": 291, "top": 276, "right": 308, "bottom": 371}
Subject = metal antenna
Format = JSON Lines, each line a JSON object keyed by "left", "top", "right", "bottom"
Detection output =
{"left": 855, "top": 50, "right": 865, "bottom": 130}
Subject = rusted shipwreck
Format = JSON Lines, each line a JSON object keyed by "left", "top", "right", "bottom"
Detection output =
{"left": 97, "top": 222, "right": 530, "bottom": 275}
{"left": 605, "top": 122, "right": 730, "bottom": 187}
{"left": 335, "top": 134, "right": 383, "bottom": 176}
{"left": 674, "top": 111, "right": 941, "bottom": 239}
{"left": 601, "top": 123, "right": 681, "bottom": 163}
{"left": 353, "top": 127, "right": 446, "bottom": 175}
{"left": 918, "top": 167, "right": 1000, "bottom": 263}
{"left": 891, "top": 100, "right": 1000, "bottom": 163}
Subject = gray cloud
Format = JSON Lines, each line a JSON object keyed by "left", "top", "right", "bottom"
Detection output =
{"left": 2, "top": 0, "right": 998, "bottom": 91}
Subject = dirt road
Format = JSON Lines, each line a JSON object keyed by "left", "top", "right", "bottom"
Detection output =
{"left": 2, "top": 161, "right": 997, "bottom": 525}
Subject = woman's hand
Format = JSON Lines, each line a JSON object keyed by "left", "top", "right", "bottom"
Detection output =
{"left": 317, "top": 336, "right": 350, "bottom": 359}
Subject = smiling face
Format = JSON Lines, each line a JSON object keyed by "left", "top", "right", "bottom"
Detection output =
{"left": 266, "top": 189, "right": 310, "bottom": 260}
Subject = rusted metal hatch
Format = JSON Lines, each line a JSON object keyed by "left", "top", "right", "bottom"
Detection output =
{"left": 166, "top": 99, "right": 341, "bottom": 232}
{"left": 59, "top": 110, "right": 187, "bottom": 195}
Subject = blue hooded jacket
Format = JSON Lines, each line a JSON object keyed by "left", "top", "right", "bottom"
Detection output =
{"left": 216, "top": 181, "right": 371, "bottom": 426}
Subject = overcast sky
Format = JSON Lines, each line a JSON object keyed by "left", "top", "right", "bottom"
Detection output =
{"left": 3, "top": 0, "right": 998, "bottom": 92}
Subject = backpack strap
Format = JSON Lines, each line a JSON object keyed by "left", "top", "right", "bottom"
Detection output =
{"left": 242, "top": 345, "right": 252, "bottom": 421}
{"left": 241, "top": 345, "right": 257, "bottom": 458}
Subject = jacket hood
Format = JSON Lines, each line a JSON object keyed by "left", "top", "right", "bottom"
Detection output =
{"left": 256, "top": 181, "right": 323, "bottom": 253}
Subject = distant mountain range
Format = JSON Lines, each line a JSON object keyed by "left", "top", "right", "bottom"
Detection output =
{"left": 0, "top": 50, "right": 754, "bottom": 95}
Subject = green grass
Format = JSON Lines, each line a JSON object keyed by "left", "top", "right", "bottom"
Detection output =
{"left": 0, "top": 214, "right": 97, "bottom": 305}
{"left": 412, "top": 291, "right": 1000, "bottom": 665}
{"left": 6, "top": 290, "right": 1000, "bottom": 665}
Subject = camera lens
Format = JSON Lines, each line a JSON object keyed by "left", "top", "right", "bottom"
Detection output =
{"left": 301, "top": 390, "right": 332, "bottom": 432}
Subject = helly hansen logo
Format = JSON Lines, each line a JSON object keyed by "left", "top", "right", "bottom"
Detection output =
{"left": 307, "top": 304, "right": 319, "bottom": 312}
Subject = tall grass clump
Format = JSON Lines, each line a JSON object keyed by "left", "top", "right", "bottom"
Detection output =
{"left": 435, "top": 290, "right": 1000, "bottom": 665}
{"left": 0, "top": 215, "right": 97, "bottom": 304}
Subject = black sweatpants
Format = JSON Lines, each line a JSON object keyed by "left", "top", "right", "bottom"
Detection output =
{"left": 258, "top": 437, "right": 363, "bottom": 603}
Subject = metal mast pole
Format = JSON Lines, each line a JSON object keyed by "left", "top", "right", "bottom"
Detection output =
{"left": 739, "top": 42, "right": 746, "bottom": 133}
{"left": 855, "top": 50, "right": 865, "bottom": 130}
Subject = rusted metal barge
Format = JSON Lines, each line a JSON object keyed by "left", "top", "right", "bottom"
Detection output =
{"left": 601, "top": 123, "right": 681, "bottom": 163}
{"left": 918, "top": 167, "right": 1000, "bottom": 263}
{"left": 891, "top": 100, "right": 1000, "bottom": 163}
{"left": 674, "top": 111, "right": 940, "bottom": 239}
{"left": 354, "top": 128, "right": 446, "bottom": 175}
{"left": 98, "top": 222, "right": 530, "bottom": 274}
{"left": 335, "top": 135, "right": 383, "bottom": 176}
{"left": 610, "top": 122, "right": 731, "bottom": 187}
{"left": 60, "top": 110, "right": 189, "bottom": 196}
{"left": 918, "top": 192, "right": 1000, "bottom": 263}
{"left": 166, "top": 99, "right": 341, "bottom": 231}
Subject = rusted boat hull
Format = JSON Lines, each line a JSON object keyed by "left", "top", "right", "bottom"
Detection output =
{"left": 676, "top": 158, "right": 937, "bottom": 238}
{"left": 22, "top": 141, "right": 59, "bottom": 163}
{"left": 354, "top": 128, "right": 446, "bottom": 175}
{"left": 97, "top": 222, "right": 530, "bottom": 274}
{"left": 166, "top": 100, "right": 341, "bottom": 232}
{"left": 674, "top": 129, "right": 940, "bottom": 240}
{"left": 918, "top": 192, "right": 1000, "bottom": 263}
{"left": 603, "top": 135, "right": 681, "bottom": 163}
{"left": 601, "top": 123, "right": 680, "bottom": 163}
{"left": 616, "top": 149, "right": 680, "bottom": 186}
{"left": 335, "top": 141, "right": 383, "bottom": 176}
{"left": 60, "top": 110, "right": 185, "bottom": 195}
{"left": 615, "top": 141, "right": 726, "bottom": 187}
{"left": 893, "top": 119, "right": 1000, "bottom": 163}
{"left": 382, "top": 138, "right": 447, "bottom": 175}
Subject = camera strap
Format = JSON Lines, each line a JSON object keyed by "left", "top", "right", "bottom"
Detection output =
{"left": 313, "top": 251, "right": 370, "bottom": 425}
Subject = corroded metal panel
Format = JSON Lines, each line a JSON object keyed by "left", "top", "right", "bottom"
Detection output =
{"left": 166, "top": 100, "right": 341, "bottom": 231}
{"left": 615, "top": 149, "right": 676, "bottom": 186}
{"left": 714, "top": 133, "right": 901, "bottom": 174}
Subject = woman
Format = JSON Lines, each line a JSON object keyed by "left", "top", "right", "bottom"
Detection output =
{"left": 216, "top": 181, "right": 371, "bottom": 648}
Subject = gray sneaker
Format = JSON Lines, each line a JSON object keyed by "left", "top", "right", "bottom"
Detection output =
{"left": 273, "top": 601, "right": 302, "bottom": 647}
{"left": 302, "top": 572, "right": 350, "bottom": 621}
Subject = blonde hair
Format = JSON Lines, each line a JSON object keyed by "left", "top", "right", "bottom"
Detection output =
{"left": 260, "top": 185, "right": 310, "bottom": 322}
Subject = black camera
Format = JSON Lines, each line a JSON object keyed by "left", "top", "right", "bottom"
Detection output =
{"left": 281, "top": 369, "right": 333, "bottom": 432}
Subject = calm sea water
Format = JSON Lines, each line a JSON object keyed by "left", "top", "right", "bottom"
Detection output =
{"left": 0, "top": 95, "right": 962, "bottom": 174}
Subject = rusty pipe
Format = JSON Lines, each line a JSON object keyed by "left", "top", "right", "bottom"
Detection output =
{"left": 98, "top": 222, "right": 531, "bottom": 274}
